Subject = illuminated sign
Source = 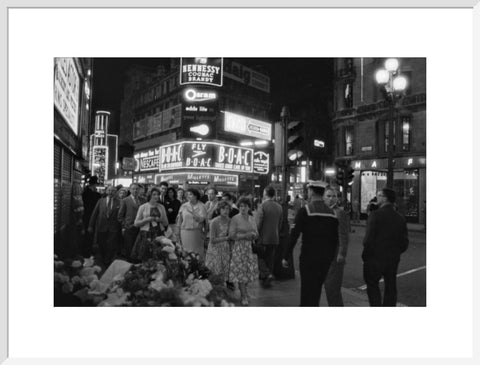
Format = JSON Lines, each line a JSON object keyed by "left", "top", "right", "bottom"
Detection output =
{"left": 155, "top": 172, "right": 239, "bottom": 186}
{"left": 159, "top": 141, "right": 253, "bottom": 173}
{"left": 54, "top": 58, "right": 80, "bottom": 134}
{"left": 224, "top": 111, "right": 272, "bottom": 140}
{"left": 183, "top": 88, "right": 217, "bottom": 102}
{"left": 314, "top": 139, "right": 325, "bottom": 148}
{"left": 180, "top": 58, "right": 223, "bottom": 87}
{"left": 134, "top": 147, "right": 160, "bottom": 172}
{"left": 190, "top": 124, "right": 210, "bottom": 136}
{"left": 91, "top": 146, "right": 108, "bottom": 184}
{"left": 253, "top": 151, "right": 270, "bottom": 175}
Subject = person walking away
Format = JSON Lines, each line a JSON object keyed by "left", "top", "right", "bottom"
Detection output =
{"left": 228, "top": 197, "right": 259, "bottom": 306}
{"left": 130, "top": 187, "right": 169, "bottom": 262}
{"left": 88, "top": 185, "right": 122, "bottom": 268}
{"left": 117, "top": 183, "right": 141, "bottom": 260}
{"left": 323, "top": 187, "right": 349, "bottom": 306}
{"left": 178, "top": 189, "right": 207, "bottom": 259}
{"left": 282, "top": 181, "right": 339, "bottom": 306}
{"left": 362, "top": 188, "right": 409, "bottom": 306}
{"left": 164, "top": 187, "right": 181, "bottom": 241}
{"left": 81, "top": 176, "right": 101, "bottom": 257}
{"left": 256, "top": 186, "right": 283, "bottom": 288}
{"left": 205, "top": 201, "right": 232, "bottom": 282}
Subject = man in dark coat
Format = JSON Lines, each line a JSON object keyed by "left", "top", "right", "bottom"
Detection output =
{"left": 362, "top": 187, "right": 409, "bottom": 306}
{"left": 282, "top": 181, "right": 339, "bottom": 306}
{"left": 117, "top": 183, "right": 141, "bottom": 260}
{"left": 256, "top": 186, "right": 283, "bottom": 288}
{"left": 81, "top": 176, "right": 101, "bottom": 257}
{"left": 88, "top": 185, "right": 122, "bottom": 267}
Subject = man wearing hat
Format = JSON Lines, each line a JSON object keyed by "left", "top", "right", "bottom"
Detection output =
{"left": 282, "top": 180, "right": 339, "bottom": 306}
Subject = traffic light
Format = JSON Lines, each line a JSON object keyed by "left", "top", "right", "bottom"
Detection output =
{"left": 336, "top": 167, "right": 345, "bottom": 186}
{"left": 345, "top": 165, "right": 355, "bottom": 185}
{"left": 287, "top": 121, "right": 304, "bottom": 162}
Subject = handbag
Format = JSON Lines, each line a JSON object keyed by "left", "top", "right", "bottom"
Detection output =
{"left": 251, "top": 237, "right": 267, "bottom": 257}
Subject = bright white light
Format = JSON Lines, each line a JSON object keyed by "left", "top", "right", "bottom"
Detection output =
{"left": 301, "top": 161, "right": 307, "bottom": 166}
{"left": 314, "top": 139, "right": 325, "bottom": 148}
{"left": 325, "top": 168, "right": 336, "bottom": 176}
{"left": 385, "top": 58, "right": 399, "bottom": 72}
{"left": 190, "top": 124, "right": 210, "bottom": 136}
{"left": 87, "top": 69, "right": 91, "bottom": 76}
{"left": 184, "top": 89, "right": 196, "bottom": 101}
{"left": 288, "top": 151, "right": 303, "bottom": 161}
{"left": 393, "top": 75, "right": 408, "bottom": 91}
{"left": 254, "top": 140, "right": 268, "bottom": 146}
{"left": 300, "top": 167, "right": 306, "bottom": 183}
{"left": 375, "top": 69, "right": 389, "bottom": 84}
{"left": 240, "top": 141, "right": 254, "bottom": 147}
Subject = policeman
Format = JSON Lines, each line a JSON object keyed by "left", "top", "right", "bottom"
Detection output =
{"left": 282, "top": 181, "right": 339, "bottom": 306}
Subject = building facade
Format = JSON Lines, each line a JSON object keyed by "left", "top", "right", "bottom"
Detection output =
{"left": 118, "top": 58, "right": 273, "bottom": 195}
{"left": 54, "top": 57, "right": 93, "bottom": 255}
{"left": 332, "top": 58, "right": 426, "bottom": 224}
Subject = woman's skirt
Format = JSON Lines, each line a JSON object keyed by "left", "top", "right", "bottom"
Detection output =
{"left": 205, "top": 241, "right": 230, "bottom": 280}
{"left": 228, "top": 239, "right": 258, "bottom": 284}
{"left": 180, "top": 229, "right": 205, "bottom": 260}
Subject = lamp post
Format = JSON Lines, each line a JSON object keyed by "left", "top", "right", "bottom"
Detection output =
{"left": 375, "top": 58, "right": 408, "bottom": 189}
{"left": 280, "top": 106, "right": 290, "bottom": 207}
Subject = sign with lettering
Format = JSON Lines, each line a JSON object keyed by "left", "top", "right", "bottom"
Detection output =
{"left": 54, "top": 58, "right": 80, "bottom": 134}
{"left": 180, "top": 58, "right": 223, "bottom": 87}
{"left": 155, "top": 172, "right": 239, "bottom": 186}
{"left": 224, "top": 111, "right": 272, "bottom": 140}
{"left": 159, "top": 141, "right": 253, "bottom": 173}
{"left": 253, "top": 151, "right": 270, "bottom": 175}
{"left": 223, "top": 60, "right": 270, "bottom": 93}
{"left": 134, "top": 147, "right": 160, "bottom": 172}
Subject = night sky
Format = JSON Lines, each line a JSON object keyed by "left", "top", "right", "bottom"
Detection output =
{"left": 92, "top": 58, "right": 334, "bottom": 122}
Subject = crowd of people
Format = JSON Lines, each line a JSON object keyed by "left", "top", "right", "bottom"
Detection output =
{"left": 79, "top": 176, "right": 409, "bottom": 307}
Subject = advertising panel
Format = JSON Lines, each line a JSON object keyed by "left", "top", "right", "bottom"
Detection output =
{"left": 223, "top": 60, "right": 270, "bottom": 93}
{"left": 224, "top": 111, "right": 272, "bottom": 140}
{"left": 133, "top": 118, "right": 148, "bottom": 140}
{"left": 134, "top": 147, "right": 161, "bottom": 172}
{"left": 159, "top": 141, "right": 253, "bottom": 173}
{"left": 91, "top": 146, "right": 108, "bottom": 184}
{"left": 253, "top": 151, "right": 270, "bottom": 175}
{"left": 54, "top": 58, "right": 80, "bottom": 134}
{"left": 155, "top": 172, "right": 239, "bottom": 186}
{"left": 162, "top": 104, "right": 182, "bottom": 132}
{"left": 180, "top": 58, "right": 223, "bottom": 87}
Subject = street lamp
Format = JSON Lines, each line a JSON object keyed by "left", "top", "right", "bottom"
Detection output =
{"left": 280, "top": 106, "right": 290, "bottom": 207}
{"left": 375, "top": 58, "right": 408, "bottom": 189}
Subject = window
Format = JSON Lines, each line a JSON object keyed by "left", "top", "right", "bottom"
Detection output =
{"left": 344, "top": 126, "right": 354, "bottom": 156}
{"left": 344, "top": 81, "right": 353, "bottom": 108}
{"left": 402, "top": 117, "right": 411, "bottom": 151}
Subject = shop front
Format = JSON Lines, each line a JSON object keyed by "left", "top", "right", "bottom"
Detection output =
{"left": 352, "top": 156, "right": 426, "bottom": 224}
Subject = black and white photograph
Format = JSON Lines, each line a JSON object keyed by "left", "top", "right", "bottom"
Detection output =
{"left": 53, "top": 57, "right": 426, "bottom": 307}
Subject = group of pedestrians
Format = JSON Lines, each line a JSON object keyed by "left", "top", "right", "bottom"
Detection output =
{"left": 81, "top": 175, "right": 410, "bottom": 307}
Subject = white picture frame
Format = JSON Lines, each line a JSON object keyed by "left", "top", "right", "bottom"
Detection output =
{"left": 1, "top": 0, "right": 479, "bottom": 364}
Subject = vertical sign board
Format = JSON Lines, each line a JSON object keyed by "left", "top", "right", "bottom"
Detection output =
{"left": 54, "top": 58, "right": 80, "bottom": 134}
{"left": 91, "top": 146, "right": 108, "bottom": 184}
{"left": 180, "top": 58, "right": 223, "bottom": 87}
{"left": 253, "top": 151, "right": 270, "bottom": 175}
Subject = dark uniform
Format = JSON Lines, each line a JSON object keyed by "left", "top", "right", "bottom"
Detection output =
{"left": 285, "top": 200, "right": 339, "bottom": 306}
